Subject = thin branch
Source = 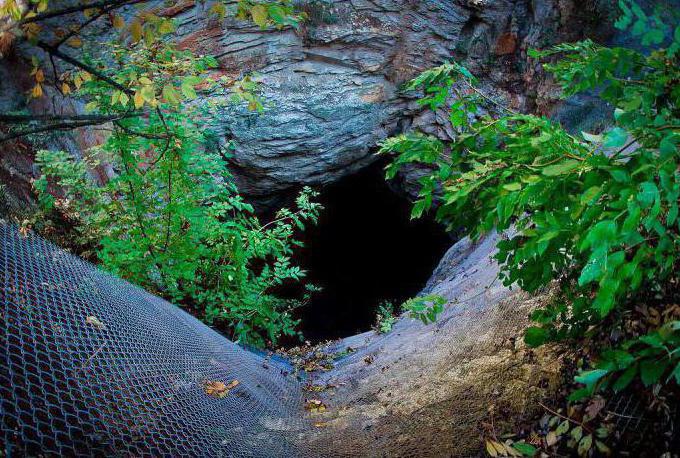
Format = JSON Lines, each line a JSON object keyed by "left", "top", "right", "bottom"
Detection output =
{"left": 0, "top": 113, "right": 141, "bottom": 123}
{"left": 36, "top": 40, "right": 132, "bottom": 94}
{"left": 1, "top": 120, "right": 103, "bottom": 143}
{"left": 0, "top": 112, "right": 141, "bottom": 143}
{"left": 52, "top": 0, "right": 149, "bottom": 49}
{"left": 19, "top": 0, "right": 138, "bottom": 25}
{"left": 113, "top": 121, "right": 170, "bottom": 140}
{"left": 538, "top": 402, "right": 593, "bottom": 433}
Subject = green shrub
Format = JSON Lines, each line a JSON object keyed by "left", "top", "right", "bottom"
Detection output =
{"left": 34, "top": 42, "right": 321, "bottom": 348}
{"left": 381, "top": 0, "right": 680, "bottom": 397}
{"left": 402, "top": 294, "right": 447, "bottom": 325}
{"left": 374, "top": 301, "right": 397, "bottom": 333}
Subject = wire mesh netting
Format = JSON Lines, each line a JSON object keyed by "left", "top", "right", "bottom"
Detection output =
{"left": 0, "top": 222, "right": 315, "bottom": 456}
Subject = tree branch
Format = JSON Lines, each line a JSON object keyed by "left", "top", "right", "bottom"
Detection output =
{"left": 36, "top": 40, "right": 132, "bottom": 94}
{"left": 0, "top": 113, "right": 139, "bottom": 143}
{"left": 0, "top": 113, "right": 141, "bottom": 123}
{"left": 18, "top": 0, "right": 141, "bottom": 25}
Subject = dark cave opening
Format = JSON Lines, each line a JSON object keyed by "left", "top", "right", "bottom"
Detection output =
{"left": 290, "top": 160, "right": 453, "bottom": 343}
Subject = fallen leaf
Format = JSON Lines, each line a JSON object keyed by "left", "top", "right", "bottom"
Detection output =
{"left": 204, "top": 379, "right": 238, "bottom": 398}
{"left": 304, "top": 399, "right": 327, "bottom": 413}
{"left": 545, "top": 431, "right": 558, "bottom": 447}
{"left": 486, "top": 440, "right": 499, "bottom": 457}
{"left": 585, "top": 397, "right": 605, "bottom": 419}
{"left": 85, "top": 315, "right": 105, "bottom": 329}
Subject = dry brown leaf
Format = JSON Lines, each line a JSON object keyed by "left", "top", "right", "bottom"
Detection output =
{"left": 18, "top": 225, "right": 30, "bottom": 238}
{"left": 85, "top": 315, "right": 105, "bottom": 329}
{"left": 204, "top": 379, "right": 239, "bottom": 398}
{"left": 585, "top": 397, "right": 605, "bottom": 419}
{"left": 66, "top": 36, "right": 83, "bottom": 48}
{"left": 304, "top": 399, "right": 327, "bottom": 413}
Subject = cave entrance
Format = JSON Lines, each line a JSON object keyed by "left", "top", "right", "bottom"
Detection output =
{"left": 291, "top": 160, "right": 452, "bottom": 343}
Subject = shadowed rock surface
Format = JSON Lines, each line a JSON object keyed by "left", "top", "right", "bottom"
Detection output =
{"left": 0, "top": 0, "right": 609, "bottom": 209}
{"left": 301, "top": 232, "right": 563, "bottom": 456}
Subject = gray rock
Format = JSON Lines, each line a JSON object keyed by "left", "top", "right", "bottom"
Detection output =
{"left": 0, "top": 0, "right": 610, "bottom": 210}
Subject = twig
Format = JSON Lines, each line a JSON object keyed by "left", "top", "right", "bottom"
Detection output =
{"left": 0, "top": 113, "right": 140, "bottom": 123}
{"left": 0, "top": 113, "right": 141, "bottom": 143}
{"left": 538, "top": 402, "right": 592, "bottom": 433}
{"left": 18, "top": 0, "right": 143, "bottom": 25}
{"left": 73, "top": 342, "right": 107, "bottom": 375}
{"left": 36, "top": 40, "right": 131, "bottom": 94}
{"left": 1, "top": 120, "right": 104, "bottom": 143}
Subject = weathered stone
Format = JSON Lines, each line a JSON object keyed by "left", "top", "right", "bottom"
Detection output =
{"left": 302, "top": 232, "right": 564, "bottom": 456}
{"left": 0, "top": 0, "right": 610, "bottom": 210}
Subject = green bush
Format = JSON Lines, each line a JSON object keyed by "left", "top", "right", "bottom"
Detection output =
{"left": 380, "top": 0, "right": 680, "bottom": 397}
{"left": 34, "top": 42, "right": 320, "bottom": 348}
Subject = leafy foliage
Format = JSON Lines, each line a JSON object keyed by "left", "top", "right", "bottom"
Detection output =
{"left": 401, "top": 294, "right": 447, "bottom": 325}
{"left": 381, "top": 0, "right": 680, "bottom": 396}
{"left": 373, "top": 301, "right": 397, "bottom": 333}
{"left": 7, "top": 1, "right": 321, "bottom": 347}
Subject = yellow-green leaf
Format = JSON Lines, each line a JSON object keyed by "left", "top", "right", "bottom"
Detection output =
{"left": 130, "top": 20, "right": 143, "bottom": 42}
{"left": 251, "top": 5, "right": 268, "bottom": 28}
{"left": 162, "top": 84, "right": 181, "bottom": 105}
{"left": 133, "top": 90, "right": 145, "bottom": 109}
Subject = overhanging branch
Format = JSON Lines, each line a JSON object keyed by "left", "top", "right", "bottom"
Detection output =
{"left": 0, "top": 112, "right": 142, "bottom": 143}
{"left": 0, "top": 113, "right": 142, "bottom": 123}
{"left": 18, "top": 0, "right": 145, "bottom": 25}
{"left": 36, "top": 41, "right": 132, "bottom": 95}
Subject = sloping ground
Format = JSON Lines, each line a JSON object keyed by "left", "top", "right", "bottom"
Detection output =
{"left": 300, "top": 233, "right": 564, "bottom": 456}
{"left": 0, "top": 221, "right": 562, "bottom": 457}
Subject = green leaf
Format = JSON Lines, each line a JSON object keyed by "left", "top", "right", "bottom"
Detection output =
{"left": 162, "top": 84, "right": 181, "bottom": 105}
{"left": 637, "top": 182, "right": 659, "bottom": 208}
{"left": 503, "top": 182, "right": 522, "bottom": 192}
{"left": 542, "top": 159, "right": 580, "bottom": 176}
{"left": 556, "top": 420, "right": 570, "bottom": 435}
{"left": 640, "top": 358, "right": 669, "bottom": 386}
{"left": 603, "top": 127, "right": 628, "bottom": 148}
{"left": 581, "top": 131, "right": 602, "bottom": 143}
{"left": 580, "top": 186, "right": 601, "bottom": 205}
{"left": 140, "top": 84, "right": 155, "bottom": 102}
{"left": 512, "top": 442, "right": 537, "bottom": 457}
{"left": 577, "top": 434, "right": 593, "bottom": 455}
{"left": 660, "top": 135, "right": 677, "bottom": 156}
{"left": 612, "top": 364, "right": 637, "bottom": 392}
{"left": 575, "top": 369, "right": 609, "bottom": 387}
{"left": 524, "top": 326, "right": 548, "bottom": 347}
{"left": 251, "top": 4, "right": 269, "bottom": 28}
{"left": 181, "top": 79, "right": 198, "bottom": 99}
{"left": 595, "top": 440, "right": 611, "bottom": 454}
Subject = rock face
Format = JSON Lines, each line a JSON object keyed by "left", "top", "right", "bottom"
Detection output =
{"left": 303, "top": 232, "right": 563, "bottom": 456}
{"left": 0, "top": 0, "right": 609, "bottom": 209}
{"left": 175, "top": 0, "right": 608, "bottom": 207}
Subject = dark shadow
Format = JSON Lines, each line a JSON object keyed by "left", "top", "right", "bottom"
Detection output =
{"left": 290, "top": 160, "right": 452, "bottom": 343}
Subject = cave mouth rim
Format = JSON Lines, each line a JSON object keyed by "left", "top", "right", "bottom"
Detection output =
{"left": 277, "top": 159, "right": 453, "bottom": 346}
